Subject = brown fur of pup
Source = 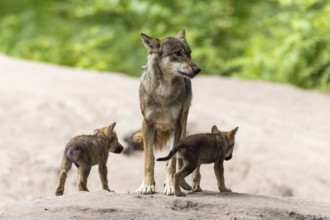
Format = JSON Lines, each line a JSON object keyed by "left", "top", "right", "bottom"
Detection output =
{"left": 157, "top": 125, "right": 238, "bottom": 196}
{"left": 55, "top": 122, "right": 123, "bottom": 196}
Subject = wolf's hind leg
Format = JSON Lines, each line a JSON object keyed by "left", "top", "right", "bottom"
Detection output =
{"left": 99, "top": 163, "right": 112, "bottom": 192}
{"left": 55, "top": 158, "right": 72, "bottom": 196}
{"left": 192, "top": 164, "right": 203, "bottom": 192}
{"left": 174, "top": 163, "right": 196, "bottom": 197}
{"left": 77, "top": 165, "right": 91, "bottom": 192}
{"left": 178, "top": 158, "right": 192, "bottom": 190}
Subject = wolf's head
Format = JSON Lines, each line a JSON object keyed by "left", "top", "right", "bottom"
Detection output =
{"left": 141, "top": 29, "right": 201, "bottom": 79}
{"left": 211, "top": 125, "right": 239, "bottom": 161}
{"left": 94, "top": 122, "right": 123, "bottom": 154}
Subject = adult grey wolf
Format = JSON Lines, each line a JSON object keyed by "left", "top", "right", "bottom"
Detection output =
{"left": 129, "top": 29, "right": 201, "bottom": 195}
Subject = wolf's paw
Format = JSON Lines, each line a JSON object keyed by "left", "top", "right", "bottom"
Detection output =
{"left": 175, "top": 191, "right": 187, "bottom": 197}
{"left": 55, "top": 188, "right": 64, "bottom": 196}
{"left": 104, "top": 188, "right": 114, "bottom": 192}
{"left": 192, "top": 185, "right": 203, "bottom": 192}
{"left": 219, "top": 187, "right": 232, "bottom": 193}
{"left": 181, "top": 180, "right": 192, "bottom": 191}
{"left": 164, "top": 181, "right": 175, "bottom": 196}
{"left": 136, "top": 183, "right": 156, "bottom": 195}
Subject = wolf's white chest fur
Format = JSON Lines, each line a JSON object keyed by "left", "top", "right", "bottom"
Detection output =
{"left": 142, "top": 79, "right": 182, "bottom": 130}
{"left": 156, "top": 81, "right": 172, "bottom": 97}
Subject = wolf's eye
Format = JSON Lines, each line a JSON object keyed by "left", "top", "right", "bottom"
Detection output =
{"left": 174, "top": 51, "right": 181, "bottom": 56}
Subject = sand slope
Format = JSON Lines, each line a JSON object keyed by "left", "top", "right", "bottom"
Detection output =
{"left": 0, "top": 54, "right": 330, "bottom": 218}
{"left": 1, "top": 191, "right": 330, "bottom": 220}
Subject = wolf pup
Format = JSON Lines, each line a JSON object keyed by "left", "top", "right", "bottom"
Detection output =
{"left": 157, "top": 125, "right": 238, "bottom": 197}
{"left": 55, "top": 122, "right": 123, "bottom": 196}
{"left": 127, "top": 29, "right": 201, "bottom": 195}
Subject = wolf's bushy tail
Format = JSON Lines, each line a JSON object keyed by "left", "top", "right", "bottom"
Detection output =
{"left": 123, "top": 129, "right": 171, "bottom": 155}
{"left": 156, "top": 143, "right": 183, "bottom": 161}
{"left": 123, "top": 130, "right": 144, "bottom": 155}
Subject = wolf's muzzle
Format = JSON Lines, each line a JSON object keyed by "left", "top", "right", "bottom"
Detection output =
{"left": 193, "top": 67, "right": 201, "bottom": 75}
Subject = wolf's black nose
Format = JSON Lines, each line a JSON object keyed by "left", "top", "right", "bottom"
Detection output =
{"left": 114, "top": 145, "right": 124, "bottom": 154}
{"left": 224, "top": 155, "right": 232, "bottom": 161}
{"left": 193, "top": 67, "right": 201, "bottom": 74}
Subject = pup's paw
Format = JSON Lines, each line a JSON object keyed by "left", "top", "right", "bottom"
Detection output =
{"left": 181, "top": 180, "right": 192, "bottom": 191}
{"left": 136, "top": 183, "right": 156, "bottom": 195}
{"left": 219, "top": 187, "right": 232, "bottom": 193}
{"left": 192, "top": 185, "right": 203, "bottom": 192}
{"left": 104, "top": 188, "right": 114, "bottom": 192}
{"left": 175, "top": 191, "right": 187, "bottom": 197}
{"left": 55, "top": 188, "right": 64, "bottom": 196}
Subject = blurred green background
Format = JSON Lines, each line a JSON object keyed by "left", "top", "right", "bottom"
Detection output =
{"left": 0, "top": 0, "right": 329, "bottom": 90}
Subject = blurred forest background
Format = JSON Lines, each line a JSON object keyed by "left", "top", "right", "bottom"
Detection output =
{"left": 0, "top": 0, "right": 329, "bottom": 90}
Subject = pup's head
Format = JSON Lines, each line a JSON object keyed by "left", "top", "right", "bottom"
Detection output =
{"left": 141, "top": 29, "right": 201, "bottom": 79}
{"left": 94, "top": 122, "right": 123, "bottom": 154}
{"left": 211, "top": 125, "right": 239, "bottom": 161}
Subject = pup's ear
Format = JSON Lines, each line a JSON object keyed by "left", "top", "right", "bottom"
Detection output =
{"left": 230, "top": 127, "right": 239, "bottom": 136}
{"left": 141, "top": 33, "right": 160, "bottom": 50}
{"left": 109, "top": 122, "right": 116, "bottom": 133}
{"left": 176, "top": 28, "right": 186, "bottom": 40}
{"left": 211, "top": 125, "right": 221, "bottom": 134}
{"left": 93, "top": 129, "right": 100, "bottom": 134}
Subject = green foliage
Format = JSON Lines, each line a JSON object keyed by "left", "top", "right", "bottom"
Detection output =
{"left": 0, "top": 0, "right": 329, "bottom": 90}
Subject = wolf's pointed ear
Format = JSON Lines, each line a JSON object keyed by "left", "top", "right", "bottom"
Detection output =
{"left": 109, "top": 122, "right": 116, "bottom": 133}
{"left": 141, "top": 33, "right": 160, "bottom": 50}
{"left": 176, "top": 28, "right": 186, "bottom": 40}
{"left": 230, "top": 127, "right": 239, "bottom": 136}
{"left": 211, "top": 125, "right": 221, "bottom": 134}
{"left": 93, "top": 129, "right": 100, "bottom": 134}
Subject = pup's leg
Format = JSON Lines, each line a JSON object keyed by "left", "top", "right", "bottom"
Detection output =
{"left": 192, "top": 164, "right": 203, "bottom": 192}
{"left": 174, "top": 163, "right": 196, "bottom": 197}
{"left": 214, "top": 161, "right": 231, "bottom": 192}
{"left": 136, "top": 121, "right": 156, "bottom": 194}
{"left": 178, "top": 158, "right": 192, "bottom": 191}
{"left": 55, "top": 157, "right": 72, "bottom": 196}
{"left": 98, "top": 162, "right": 112, "bottom": 192}
{"left": 77, "top": 165, "right": 91, "bottom": 192}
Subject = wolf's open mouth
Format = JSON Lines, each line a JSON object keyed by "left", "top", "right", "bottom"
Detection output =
{"left": 178, "top": 71, "right": 195, "bottom": 79}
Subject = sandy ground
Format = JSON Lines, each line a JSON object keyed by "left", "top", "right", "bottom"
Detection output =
{"left": 0, "top": 54, "right": 330, "bottom": 219}
{"left": 1, "top": 190, "right": 330, "bottom": 220}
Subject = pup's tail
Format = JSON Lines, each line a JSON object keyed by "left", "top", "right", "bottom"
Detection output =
{"left": 156, "top": 143, "right": 183, "bottom": 161}
{"left": 67, "top": 148, "right": 80, "bottom": 168}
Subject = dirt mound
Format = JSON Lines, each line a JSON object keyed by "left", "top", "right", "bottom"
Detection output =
{"left": 0, "top": 54, "right": 330, "bottom": 218}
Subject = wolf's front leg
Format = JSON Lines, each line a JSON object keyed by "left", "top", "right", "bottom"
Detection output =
{"left": 164, "top": 130, "right": 180, "bottom": 196}
{"left": 214, "top": 161, "right": 231, "bottom": 193}
{"left": 98, "top": 163, "right": 112, "bottom": 192}
{"left": 164, "top": 156, "right": 176, "bottom": 195}
{"left": 179, "top": 110, "right": 192, "bottom": 191}
{"left": 137, "top": 121, "right": 156, "bottom": 194}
